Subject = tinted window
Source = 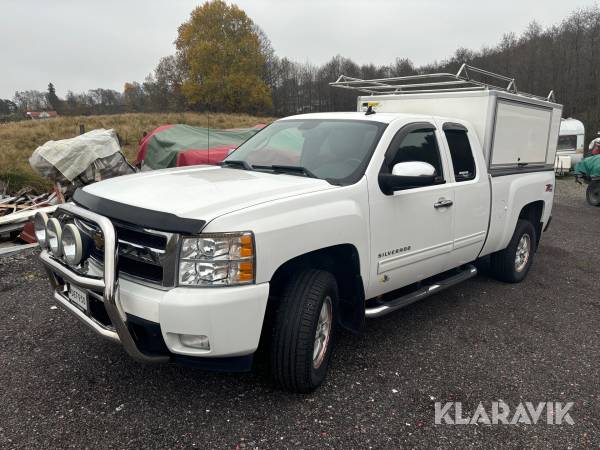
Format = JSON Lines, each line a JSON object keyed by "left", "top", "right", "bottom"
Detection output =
{"left": 444, "top": 129, "right": 476, "bottom": 181}
{"left": 557, "top": 135, "right": 577, "bottom": 151}
{"left": 389, "top": 129, "right": 444, "bottom": 179}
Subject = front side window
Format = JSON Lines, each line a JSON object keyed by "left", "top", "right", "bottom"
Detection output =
{"left": 444, "top": 128, "right": 476, "bottom": 181}
{"left": 387, "top": 129, "right": 444, "bottom": 181}
{"left": 226, "top": 119, "right": 387, "bottom": 185}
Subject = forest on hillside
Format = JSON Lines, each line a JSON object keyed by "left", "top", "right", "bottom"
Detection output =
{"left": 2, "top": 4, "right": 599, "bottom": 141}
{"left": 267, "top": 7, "right": 600, "bottom": 141}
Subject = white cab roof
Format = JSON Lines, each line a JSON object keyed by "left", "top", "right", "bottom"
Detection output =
{"left": 279, "top": 111, "right": 434, "bottom": 124}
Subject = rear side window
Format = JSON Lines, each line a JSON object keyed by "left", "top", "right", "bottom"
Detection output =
{"left": 444, "top": 128, "right": 476, "bottom": 181}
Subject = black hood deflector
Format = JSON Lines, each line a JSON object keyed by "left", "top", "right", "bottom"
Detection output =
{"left": 73, "top": 189, "right": 206, "bottom": 235}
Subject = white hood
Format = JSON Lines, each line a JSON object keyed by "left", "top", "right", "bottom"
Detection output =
{"left": 81, "top": 165, "right": 335, "bottom": 222}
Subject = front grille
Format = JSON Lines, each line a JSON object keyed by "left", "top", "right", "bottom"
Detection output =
{"left": 77, "top": 218, "right": 176, "bottom": 287}
{"left": 50, "top": 210, "right": 179, "bottom": 288}
{"left": 115, "top": 226, "right": 168, "bottom": 250}
{"left": 118, "top": 252, "right": 163, "bottom": 283}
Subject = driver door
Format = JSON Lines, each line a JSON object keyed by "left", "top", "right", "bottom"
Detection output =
{"left": 368, "top": 123, "right": 455, "bottom": 297}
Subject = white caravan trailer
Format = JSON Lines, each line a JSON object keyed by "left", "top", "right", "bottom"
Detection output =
{"left": 555, "top": 118, "right": 585, "bottom": 173}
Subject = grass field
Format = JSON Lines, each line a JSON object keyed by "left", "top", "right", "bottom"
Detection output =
{"left": 0, "top": 112, "right": 274, "bottom": 193}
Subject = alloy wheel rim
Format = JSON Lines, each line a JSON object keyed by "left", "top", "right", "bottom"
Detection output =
{"left": 313, "top": 296, "right": 333, "bottom": 369}
{"left": 515, "top": 234, "right": 531, "bottom": 272}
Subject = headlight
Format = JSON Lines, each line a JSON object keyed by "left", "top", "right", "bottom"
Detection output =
{"left": 46, "top": 218, "right": 63, "bottom": 257}
{"left": 34, "top": 212, "right": 49, "bottom": 248}
{"left": 61, "top": 224, "right": 84, "bottom": 266}
{"left": 178, "top": 232, "right": 255, "bottom": 286}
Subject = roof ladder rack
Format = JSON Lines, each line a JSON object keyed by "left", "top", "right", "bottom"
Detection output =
{"left": 330, "top": 63, "right": 555, "bottom": 103}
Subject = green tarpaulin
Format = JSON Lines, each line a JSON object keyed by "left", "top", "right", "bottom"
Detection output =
{"left": 137, "top": 124, "right": 265, "bottom": 170}
{"left": 575, "top": 155, "right": 600, "bottom": 178}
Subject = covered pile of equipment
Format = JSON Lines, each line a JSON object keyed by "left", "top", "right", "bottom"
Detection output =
{"left": 29, "top": 129, "right": 135, "bottom": 195}
{"left": 135, "top": 124, "right": 265, "bottom": 170}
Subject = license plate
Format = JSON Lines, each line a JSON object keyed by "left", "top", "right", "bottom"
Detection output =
{"left": 68, "top": 284, "right": 88, "bottom": 312}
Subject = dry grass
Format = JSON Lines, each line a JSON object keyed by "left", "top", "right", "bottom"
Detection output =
{"left": 0, "top": 112, "right": 275, "bottom": 193}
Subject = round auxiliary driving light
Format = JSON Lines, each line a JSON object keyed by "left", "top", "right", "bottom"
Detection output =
{"left": 46, "top": 218, "right": 63, "bottom": 257}
{"left": 61, "top": 224, "right": 84, "bottom": 266}
{"left": 33, "top": 212, "right": 49, "bottom": 248}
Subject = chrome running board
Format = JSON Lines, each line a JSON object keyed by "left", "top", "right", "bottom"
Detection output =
{"left": 365, "top": 264, "right": 478, "bottom": 318}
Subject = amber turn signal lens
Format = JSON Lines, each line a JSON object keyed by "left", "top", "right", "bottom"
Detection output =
{"left": 237, "top": 261, "right": 254, "bottom": 282}
{"left": 240, "top": 234, "right": 254, "bottom": 257}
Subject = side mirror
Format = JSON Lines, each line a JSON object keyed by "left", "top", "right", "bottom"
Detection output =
{"left": 378, "top": 161, "right": 437, "bottom": 195}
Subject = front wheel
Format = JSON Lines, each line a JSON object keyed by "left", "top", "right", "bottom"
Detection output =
{"left": 586, "top": 182, "right": 600, "bottom": 206}
{"left": 490, "top": 219, "right": 537, "bottom": 283}
{"left": 270, "top": 269, "right": 338, "bottom": 393}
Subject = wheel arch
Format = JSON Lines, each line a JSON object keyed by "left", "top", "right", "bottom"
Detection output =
{"left": 518, "top": 200, "right": 545, "bottom": 248}
{"left": 480, "top": 172, "right": 554, "bottom": 256}
{"left": 267, "top": 244, "right": 365, "bottom": 333}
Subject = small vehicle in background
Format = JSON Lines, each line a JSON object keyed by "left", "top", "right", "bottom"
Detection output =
{"left": 589, "top": 132, "right": 600, "bottom": 156}
{"left": 555, "top": 118, "right": 585, "bottom": 175}
{"left": 575, "top": 154, "right": 600, "bottom": 206}
{"left": 585, "top": 179, "right": 600, "bottom": 206}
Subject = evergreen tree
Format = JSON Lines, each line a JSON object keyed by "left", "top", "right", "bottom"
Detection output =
{"left": 46, "top": 83, "right": 62, "bottom": 113}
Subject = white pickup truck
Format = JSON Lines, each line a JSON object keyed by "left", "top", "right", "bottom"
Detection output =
{"left": 35, "top": 66, "right": 562, "bottom": 392}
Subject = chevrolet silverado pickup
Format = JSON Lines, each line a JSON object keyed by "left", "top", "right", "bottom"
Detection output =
{"left": 35, "top": 65, "right": 562, "bottom": 392}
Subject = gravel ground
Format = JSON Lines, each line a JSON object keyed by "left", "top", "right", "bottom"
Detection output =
{"left": 1, "top": 177, "right": 599, "bottom": 449}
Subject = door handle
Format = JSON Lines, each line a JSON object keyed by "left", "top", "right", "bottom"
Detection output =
{"left": 434, "top": 199, "right": 453, "bottom": 208}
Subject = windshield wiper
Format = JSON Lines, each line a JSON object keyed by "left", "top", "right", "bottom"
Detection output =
{"left": 219, "top": 160, "right": 253, "bottom": 170}
{"left": 253, "top": 164, "right": 318, "bottom": 179}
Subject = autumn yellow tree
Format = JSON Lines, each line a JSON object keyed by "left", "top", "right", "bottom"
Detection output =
{"left": 176, "top": 0, "right": 272, "bottom": 113}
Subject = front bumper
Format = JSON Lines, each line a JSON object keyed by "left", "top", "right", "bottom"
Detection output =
{"left": 40, "top": 203, "right": 270, "bottom": 369}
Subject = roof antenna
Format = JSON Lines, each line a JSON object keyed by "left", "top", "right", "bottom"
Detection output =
{"left": 365, "top": 105, "right": 376, "bottom": 116}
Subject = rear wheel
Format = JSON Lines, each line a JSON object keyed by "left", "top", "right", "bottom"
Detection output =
{"left": 586, "top": 182, "right": 600, "bottom": 206}
{"left": 270, "top": 269, "right": 338, "bottom": 393}
{"left": 490, "top": 219, "right": 536, "bottom": 283}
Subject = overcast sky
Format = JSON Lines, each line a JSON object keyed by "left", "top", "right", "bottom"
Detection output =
{"left": 1, "top": 0, "right": 598, "bottom": 99}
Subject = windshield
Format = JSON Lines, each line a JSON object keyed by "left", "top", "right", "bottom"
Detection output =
{"left": 224, "top": 119, "right": 387, "bottom": 185}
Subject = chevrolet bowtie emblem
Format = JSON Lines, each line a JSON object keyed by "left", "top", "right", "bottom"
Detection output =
{"left": 93, "top": 232, "right": 104, "bottom": 250}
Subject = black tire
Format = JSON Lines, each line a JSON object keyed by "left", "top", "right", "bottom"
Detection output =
{"left": 586, "top": 182, "right": 600, "bottom": 206}
{"left": 490, "top": 219, "right": 537, "bottom": 283}
{"left": 270, "top": 269, "right": 338, "bottom": 393}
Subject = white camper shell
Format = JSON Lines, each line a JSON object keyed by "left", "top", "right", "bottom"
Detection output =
{"left": 356, "top": 91, "right": 561, "bottom": 173}
{"left": 333, "top": 65, "right": 562, "bottom": 175}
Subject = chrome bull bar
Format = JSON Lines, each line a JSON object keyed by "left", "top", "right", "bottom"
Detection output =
{"left": 39, "top": 203, "right": 169, "bottom": 363}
